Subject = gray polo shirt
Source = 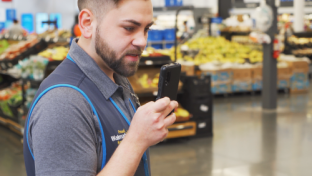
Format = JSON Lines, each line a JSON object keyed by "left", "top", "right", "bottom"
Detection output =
{"left": 28, "top": 39, "right": 143, "bottom": 176}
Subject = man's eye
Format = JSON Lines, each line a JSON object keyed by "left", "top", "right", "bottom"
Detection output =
{"left": 124, "top": 27, "right": 134, "bottom": 32}
{"left": 145, "top": 28, "right": 151, "bottom": 32}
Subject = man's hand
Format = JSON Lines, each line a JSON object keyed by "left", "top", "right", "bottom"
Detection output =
{"left": 126, "top": 97, "right": 178, "bottom": 150}
{"left": 98, "top": 97, "right": 177, "bottom": 176}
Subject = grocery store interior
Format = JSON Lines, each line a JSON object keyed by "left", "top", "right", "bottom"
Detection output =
{"left": 1, "top": 0, "right": 312, "bottom": 176}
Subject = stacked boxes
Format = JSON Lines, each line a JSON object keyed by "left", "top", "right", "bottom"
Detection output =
{"left": 252, "top": 66, "right": 262, "bottom": 91}
{"left": 232, "top": 68, "right": 252, "bottom": 92}
{"left": 180, "top": 61, "right": 195, "bottom": 76}
{"left": 277, "top": 66, "right": 292, "bottom": 90}
{"left": 200, "top": 69, "right": 232, "bottom": 94}
{"left": 287, "top": 60, "right": 310, "bottom": 92}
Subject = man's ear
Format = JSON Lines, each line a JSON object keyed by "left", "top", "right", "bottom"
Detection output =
{"left": 78, "top": 9, "right": 95, "bottom": 39}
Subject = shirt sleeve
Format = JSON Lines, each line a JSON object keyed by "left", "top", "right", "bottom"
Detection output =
{"left": 29, "top": 87, "right": 99, "bottom": 176}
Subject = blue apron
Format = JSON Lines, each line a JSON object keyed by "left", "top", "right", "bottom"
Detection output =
{"left": 24, "top": 55, "right": 149, "bottom": 176}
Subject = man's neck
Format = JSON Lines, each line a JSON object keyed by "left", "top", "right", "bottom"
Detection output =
{"left": 77, "top": 37, "right": 115, "bottom": 83}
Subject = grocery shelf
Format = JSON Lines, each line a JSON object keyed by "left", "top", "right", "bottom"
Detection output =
{"left": 0, "top": 73, "right": 20, "bottom": 90}
{"left": 231, "top": 7, "right": 312, "bottom": 15}
{"left": 147, "top": 40, "right": 175, "bottom": 44}
{"left": 139, "top": 56, "right": 172, "bottom": 66}
{"left": 0, "top": 34, "right": 28, "bottom": 41}
{"left": 292, "top": 32, "right": 312, "bottom": 38}
{"left": 43, "top": 36, "right": 71, "bottom": 44}
{"left": 0, "top": 39, "right": 49, "bottom": 71}
{"left": 153, "top": 5, "right": 194, "bottom": 12}
{"left": 22, "top": 79, "right": 43, "bottom": 89}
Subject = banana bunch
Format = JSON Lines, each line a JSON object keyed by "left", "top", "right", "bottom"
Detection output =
{"left": 180, "top": 37, "right": 263, "bottom": 65}
{"left": 38, "top": 46, "right": 69, "bottom": 61}
{"left": 175, "top": 108, "right": 190, "bottom": 118}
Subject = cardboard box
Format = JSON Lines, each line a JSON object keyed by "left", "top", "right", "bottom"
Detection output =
{"left": 200, "top": 68, "right": 232, "bottom": 83}
{"left": 233, "top": 68, "right": 252, "bottom": 80}
{"left": 290, "top": 72, "right": 309, "bottom": 91}
{"left": 211, "top": 82, "right": 232, "bottom": 94}
{"left": 286, "top": 60, "right": 309, "bottom": 73}
{"left": 278, "top": 67, "right": 292, "bottom": 80}
{"left": 232, "top": 68, "right": 252, "bottom": 92}
{"left": 232, "top": 80, "right": 252, "bottom": 92}
{"left": 252, "top": 80, "right": 262, "bottom": 91}
{"left": 252, "top": 67, "right": 262, "bottom": 80}
{"left": 278, "top": 79, "right": 290, "bottom": 89}
{"left": 181, "top": 64, "right": 195, "bottom": 76}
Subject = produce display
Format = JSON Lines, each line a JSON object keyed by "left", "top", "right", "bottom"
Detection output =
{"left": 180, "top": 37, "right": 263, "bottom": 65}
{"left": 7, "top": 56, "right": 49, "bottom": 81}
{"left": 0, "top": 82, "right": 23, "bottom": 118}
{"left": 142, "top": 47, "right": 170, "bottom": 57}
{"left": 175, "top": 107, "right": 190, "bottom": 118}
{"left": 0, "top": 40, "right": 10, "bottom": 55}
{"left": 287, "top": 36, "right": 312, "bottom": 56}
{"left": 38, "top": 29, "right": 72, "bottom": 39}
{"left": 0, "top": 37, "right": 38, "bottom": 61}
{"left": 138, "top": 73, "right": 159, "bottom": 88}
{"left": 38, "top": 46, "right": 69, "bottom": 61}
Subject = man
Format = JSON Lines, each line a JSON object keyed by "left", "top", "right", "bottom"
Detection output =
{"left": 23, "top": 0, "right": 178, "bottom": 176}
{"left": 7, "top": 19, "right": 25, "bottom": 36}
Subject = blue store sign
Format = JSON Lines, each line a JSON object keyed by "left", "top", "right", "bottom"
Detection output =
{"left": 21, "top": 13, "right": 34, "bottom": 33}
{"left": 0, "top": 22, "right": 5, "bottom": 32}
{"left": 6, "top": 9, "right": 16, "bottom": 21}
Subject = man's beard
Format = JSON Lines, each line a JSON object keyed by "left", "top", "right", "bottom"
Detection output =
{"left": 95, "top": 27, "right": 141, "bottom": 77}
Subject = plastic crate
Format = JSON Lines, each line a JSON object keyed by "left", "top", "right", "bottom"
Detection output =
{"left": 165, "top": 0, "right": 175, "bottom": 6}
{"left": 180, "top": 95, "right": 212, "bottom": 118}
{"left": 183, "top": 76, "right": 211, "bottom": 97}
{"left": 176, "top": 0, "right": 183, "bottom": 6}
{"left": 164, "top": 29, "right": 176, "bottom": 41}
{"left": 148, "top": 30, "right": 163, "bottom": 41}
{"left": 195, "top": 119, "right": 213, "bottom": 137}
{"left": 151, "top": 44, "right": 163, "bottom": 50}
{"left": 165, "top": 43, "right": 174, "bottom": 49}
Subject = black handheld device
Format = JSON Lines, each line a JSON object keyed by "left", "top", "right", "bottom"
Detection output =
{"left": 156, "top": 62, "right": 181, "bottom": 102}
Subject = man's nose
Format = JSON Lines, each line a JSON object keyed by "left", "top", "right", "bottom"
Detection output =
{"left": 132, "top": 31, "right": 147, "bottom": 50}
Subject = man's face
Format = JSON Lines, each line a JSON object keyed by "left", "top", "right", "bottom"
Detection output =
{"left": 95, "top": 0, "right": 153, "bottom": 77}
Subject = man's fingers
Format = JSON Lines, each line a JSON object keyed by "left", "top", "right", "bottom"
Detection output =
{"left": 164, "top": 113, "right": 176, "bottom": 128}
{"left": 152, "top": 97, "right": 170, "bottom": 113}
{"left": 162, "top": 101, "right": 178, "bottom": 118}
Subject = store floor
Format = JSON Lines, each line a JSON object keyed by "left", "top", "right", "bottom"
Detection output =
{"left": 1, "top": 87, "right": 312, "bottom": 176}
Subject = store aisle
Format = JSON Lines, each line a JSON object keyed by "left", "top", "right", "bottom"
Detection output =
{"left": 1, "top": 87, "right": 312, "bottom": 176}
{"left": 0, "top": 125, "right": 25, "bottom": 176}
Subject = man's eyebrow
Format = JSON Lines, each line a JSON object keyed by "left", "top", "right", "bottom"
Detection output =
{"left": 123, "top": 20, "right": 154, "bottom": 27}
{"left": 146, "top": 21, "right": 154, "bottom": 28}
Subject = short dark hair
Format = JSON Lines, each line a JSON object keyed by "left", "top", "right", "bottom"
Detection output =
{"left": 78, "top": 0, "right": 121, "bottom": 11}
{"left": 13, "top": 19, "right": 18, "bottom": 24}
{"left": 77, "top": 0, "right": 121, "bottom": 20}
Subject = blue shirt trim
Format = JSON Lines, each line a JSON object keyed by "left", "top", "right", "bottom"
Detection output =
{"left": 67, "top": 54, "right": 76, "bottom": 63}
{"left": 25, "top": 84, "right": 107, "bottom": 169}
